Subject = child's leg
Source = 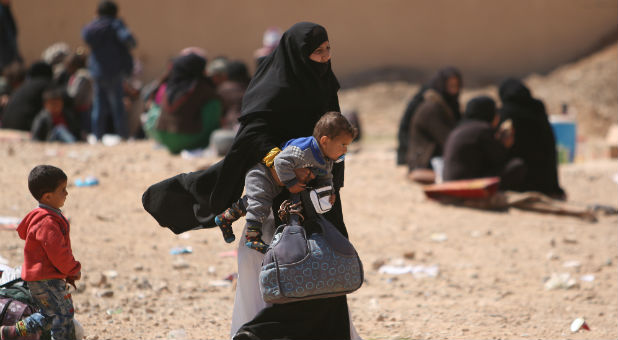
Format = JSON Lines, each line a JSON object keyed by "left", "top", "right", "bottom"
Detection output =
{"left": 244, "top": 221, "right": 269, "bottom": 254}
{"left": 215, "top": 196, "right": 248, "bottom": 243}
{"left": 28, "top": 279, "right": 76, "bottom": 340}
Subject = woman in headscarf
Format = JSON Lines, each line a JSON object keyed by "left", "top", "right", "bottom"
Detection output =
{"left": 1, "top": 61, "right": 52, "bottom": 130}
{"left": 498, "top": 78, "right": 566, "bottom": 199}
{"left": 404, "top": 67, "right": 462, "bottom": 174}
{"left": 442, "top": 96, "right": 525, "bottom": 189}
{"left": 144, "top": 51, "right": 222, "bottom": 154}
{"left": 142, "top": 22, "right": 358, "bottom": 339}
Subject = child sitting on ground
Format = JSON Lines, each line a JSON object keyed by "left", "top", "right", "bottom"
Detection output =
{"left": 215, "top": 111, "right": 357, "bottom": 253}
{"left": 1, "top": 165, "right": 81, "bottom": 340}
{"left": 31, "top": 87, "right": 79, "bottom": 143}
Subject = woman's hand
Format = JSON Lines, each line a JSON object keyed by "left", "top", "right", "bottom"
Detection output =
{"left": 288, "top": 182, "right": 306, "bottom": 193}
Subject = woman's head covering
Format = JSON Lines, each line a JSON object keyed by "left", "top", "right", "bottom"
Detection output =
{"left": 240, "top": 22, "right": 340, "bottom": 128}
{"left": 463, "top": 96, "right": 496, "bottom": 123}
{"left": 498, "top": 77, "right": 546, "bottom": 120}
{"left": 427, "top": 66, "right": 462, "bottom": 119}
{"left": 26, "top": 61, "right": 53, "bottom": 80}
{"left": 166, "top": 52, "right": 207, "bottom": 105}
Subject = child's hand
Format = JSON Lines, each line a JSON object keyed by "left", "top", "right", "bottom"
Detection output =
{"left": 288, "top": 182, "right": 306, "bottom": 193}
{"left": 329, "top": 194, "right": 336, "bottom": 205}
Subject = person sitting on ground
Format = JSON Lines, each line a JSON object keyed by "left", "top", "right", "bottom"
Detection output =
{"left": 0, "top": 165, "right": 81, "bottom": 340}
{"left": 64, "top": 49, "right": 93, "bottom": 138}
{"left": 405, "top": 67, "right": 462, "bottom": 182}
{"left": 498, "top": 78, "right": 566, "bottom": 199}
{"left": 0, "top": 60, "right": 25, "bottom": 121}
{"left": 31, "top": 86, "right": 80, "bottom": 143}
{"left": 442, "top": 96, "right": 525, "bottom": 190}
{"left": 145, "top": 50, "right": 222, "bottom": 154}
{"left": 216, "top": 59, "right": 250, "bottom": 131}
{"left": 214, "top": 111, "right": 357, "bottom": 253}
{"left": 1, "top": 61, "right": 53, "bottom": 131}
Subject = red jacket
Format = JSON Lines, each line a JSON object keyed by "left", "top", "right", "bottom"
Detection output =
{"left": 17, "top": 207, "right": 81, "bottom": 281}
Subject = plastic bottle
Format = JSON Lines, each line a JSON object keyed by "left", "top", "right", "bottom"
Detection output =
{"left": 550, "top": 103, "right": 577, "bottom": 163}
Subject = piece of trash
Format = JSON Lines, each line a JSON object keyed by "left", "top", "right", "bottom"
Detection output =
{"left": 0, "top": 216, "right": 20, "bottom": 225}
{"left": 106, "top": 308, "right": 123, "bottom": 315}
{"left": 75, "top": 176, "right": 99, "bottom": 187}
{"left": 102, "top": 270, "right": 118, "bottom": 279}
{"left": 209, "top": 280, "right": 232, "bottom": 287}
{"left": 168, "top": 328, "right": 187, "bottom": 339}
{"left": 218, "top": 250, "right": 238, "bottom": 258}
{"left": 544, "top": 273, "right": 578, "bottom": 290}
{"left": 378, "top": 264, "right": 439, "bottom": 278}
{"left": 170, "top": 246, "right": 193, "bottom": 255}
{"left": 207, "top": 266, "right": 216, "bottom": 274}
{"left": 570, "top": 317, "right": 590, "bottom": 332}
{"left": 562, "top": 260, "right": 581, "bottom": 268}
{"left": 580, "top": 274, "right": 595, "bottom": 282}
{"left": 180, "top": 148, "right": 205, "bottom": 160}
{"left": 224, "top": 273, "right": 238, "bottom": 281}
{"left": 546, "top": 252, "right": 559, "bottom": 260}
{"left": 430, "top": 233, "right": 448, "bottom": 242}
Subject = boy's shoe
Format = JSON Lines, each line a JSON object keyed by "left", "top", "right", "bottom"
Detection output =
{"left": 215, "top": 200, "right": 246, "bottom": 243}
{"left": 0, "top": 325, "right": 19, "bottom": 340}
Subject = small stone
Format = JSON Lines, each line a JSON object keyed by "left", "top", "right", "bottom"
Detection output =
{"left": 96, "top": 290, "right": 114, "bottom": 298}
{"left": 403, "top": 251, "right": 415, "bottom": 260}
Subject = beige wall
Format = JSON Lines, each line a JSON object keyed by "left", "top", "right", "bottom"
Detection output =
{"left": 12, "top": 0, "right": 618, "bottom": 85}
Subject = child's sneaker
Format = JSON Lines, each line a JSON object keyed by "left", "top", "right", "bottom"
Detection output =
{"left": 245, "top": 225, "right": 269, "bottom": 254}
{"left": 215, "top": 199, "right": 246, "bottom": 243}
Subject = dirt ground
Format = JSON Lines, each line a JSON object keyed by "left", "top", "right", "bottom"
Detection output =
{"left": 0, "top": 46, "right": 616, "bottom": 340}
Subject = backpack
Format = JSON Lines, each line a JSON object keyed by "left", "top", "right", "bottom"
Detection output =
{"left": 0, "top": 279, "right": 51, "bottom": 340}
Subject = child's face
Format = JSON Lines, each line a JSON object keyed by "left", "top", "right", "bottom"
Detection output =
{"left": 41, "top": 180, "right": 68, "bottom": 209}
{"left": 44, "top": 98, "right": 64, "bottom": 117}
{"left": 319, "top": 133, "right": 353, "bottom": 161}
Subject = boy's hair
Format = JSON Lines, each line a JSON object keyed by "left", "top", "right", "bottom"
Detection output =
{"left": 97, "top": 0, "right": 118, "bottom": 17}
{"left": 28, "top": 165, "right": 67, "bottom": 201}
{"left": 42, "top": 86, "right": 64, "bottom": 102}
{"left": 313, "top": 111, "right": 358, "bottom": 140}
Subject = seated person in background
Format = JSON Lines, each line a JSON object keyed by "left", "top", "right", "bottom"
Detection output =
{"left": 65, "top": 49, "right": 93, "bottom": 138}
{"left": 31, "top": 86, "right": 79, "bottom": 143}
{"left": 253, "top": 27, "right": 282, "bottom": 68}
{"left": 216, "top": 60, "right": 250, "bottom": 131}
{"left": 145, "top": 50, "right": 222, "bottom": 154}
{"left": 442, "top": 96, "right": 525, "bottom": 190}
{"left": 0, "top": 61, "right": 26, "bottom": 121}
{"left": 1, "top": 61, "right": 53, "bottom": 131}
{"left": 406, "top": 67, "right": 462, "bottom": 181}
{"left": 214, "top": 111, "right": 357, "bottom": 253}
{"left": 498, "top": 78, "right": 566, "bottom": 199}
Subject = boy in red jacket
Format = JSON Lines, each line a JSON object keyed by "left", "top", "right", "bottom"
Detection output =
{"left": 1, "top": 165, "right": 81, "bottom": 340}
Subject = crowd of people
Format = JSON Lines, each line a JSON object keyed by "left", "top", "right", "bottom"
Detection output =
{"left": 0, "top": 0, "right": 571, "bottom": 339}
{"left": 396, "top": 68, "right": 566, "bottom": 199}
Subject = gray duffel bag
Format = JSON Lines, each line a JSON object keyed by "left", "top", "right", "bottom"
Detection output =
{"left": 259, "top": 192, "right": 364, "bottom": 304}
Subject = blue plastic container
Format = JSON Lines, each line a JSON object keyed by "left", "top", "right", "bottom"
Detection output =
{"left": 550, "top": 120, "right": 577, "bottom": 163}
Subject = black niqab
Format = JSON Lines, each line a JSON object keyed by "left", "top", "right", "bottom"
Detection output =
{"left": 241, "top": 22, "right": 340, "bottom": 137}
{"left": 165, "top": 53, "right": 207, "bottom": 105}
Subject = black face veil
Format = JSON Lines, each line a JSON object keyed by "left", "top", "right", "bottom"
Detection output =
{"left": 240, "top": 22, "right": 340, "bottom": 124}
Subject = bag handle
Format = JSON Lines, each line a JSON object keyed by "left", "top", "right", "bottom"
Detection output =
{"left": 277, "top": 194, "right": 304, "bottom": 225}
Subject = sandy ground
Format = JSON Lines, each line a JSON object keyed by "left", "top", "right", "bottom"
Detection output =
{"left": 1, "top": 46, "right": 617, "bottom": 340}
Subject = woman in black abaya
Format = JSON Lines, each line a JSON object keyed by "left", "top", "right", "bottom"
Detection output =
{"left": 142, "top": 22, "right": 358, "bottom": 339}
{"left": 498, "top": 78, "right": 565, "bottom": 199}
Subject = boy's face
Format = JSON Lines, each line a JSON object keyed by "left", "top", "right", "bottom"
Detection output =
{"left": 44, "top": 98, "right": 64, "bottom": 117}
{"left": 41, "top": 180, "right": 68, "bottom": 209}
{"left": 319, "top": 133, "right": 353, "bottom": 161}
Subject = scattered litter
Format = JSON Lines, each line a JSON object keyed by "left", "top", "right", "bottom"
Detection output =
{"left": 74, "top": 176, "right": 99, "bottom": 187}
{"left": 570, "top": 317, "right": 590, "bottom": 332}
{"left": 562, "top": 260, "right": 581, "bottom": 269}
{"left": 218, "top": 250, "right": 238, "bottom": 258}
{"left": 544, "top": 273, "right": 578, "bottom": 290}
{"left": 170, "top": 246, "right": 193, "bottom": 255}
{"left": 209, "top": 280, "right": 232, "bottom": 287}
{"left": 0, "top": 216, "right": 20, "bottom": 225}
{"left": 167, "top": 328, "right": 187, "bottom": 339}
{"left": 546, "top": 252, "right": 559, "bottom": 260}
{"left": 580, "top": 274, "right": 595, "bottom": 282}
{"left": 224, "top": 273, "right": 238, "bottom": 282}
{"left": 106, "top": 308, "right": 122, "bottom": 315}
{"left": 102, "top": 270, "right": 118, "bottom": 279}
{"left": 378, "top": 264, "right": 440, "bottom": 278}
{"left": 207, "top": 266, "right": 216, "bottom": 274}
{"left": 430, "top": 233, "right": 448, "bottom": 242}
